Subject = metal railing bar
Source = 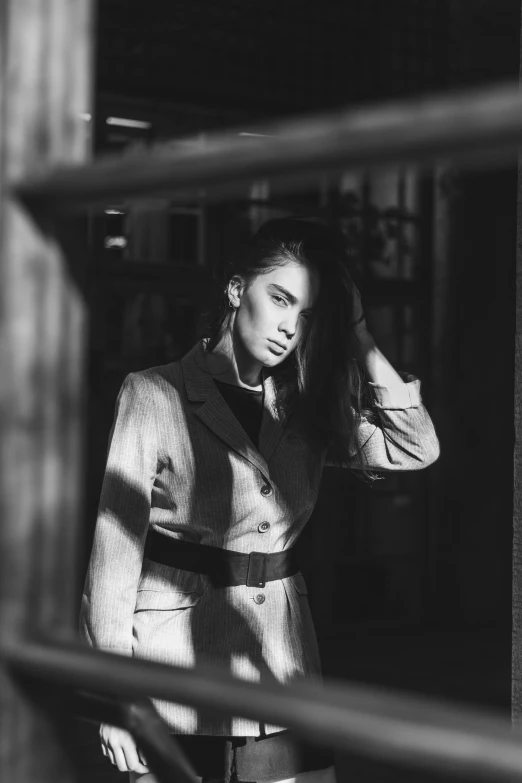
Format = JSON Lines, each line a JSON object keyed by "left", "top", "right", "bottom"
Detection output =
{"left": 60, "top": 691, "right": 199, "bottom": 783}
{"left": 68, "top": 689, "right": 128, "bottom": 727}
{"left": 75, "top": 692, "right": 199, "bottom": 783}
{"left": 124, "top": 700, "right": 200, "bottom": 783}
{"left": 2, "top": 636, "right": 521, "bottom": 781}
{"left": 13, "top": 81, "right": 522, "bottom": 212}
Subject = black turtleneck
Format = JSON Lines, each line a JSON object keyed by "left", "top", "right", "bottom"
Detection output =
{"left": 213, "top": 379, "right": 264, "bottom": 448}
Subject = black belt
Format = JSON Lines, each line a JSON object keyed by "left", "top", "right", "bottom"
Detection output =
{"left": 144, "top": 529, "right": 299, "bottom": 588}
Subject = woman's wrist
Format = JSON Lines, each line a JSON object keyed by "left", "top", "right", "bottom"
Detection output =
{"left": 353, "top": 329, "right": 405, "bottom": 386}
{"left": 353, "top": 324, "right": 375, "bottom": 359}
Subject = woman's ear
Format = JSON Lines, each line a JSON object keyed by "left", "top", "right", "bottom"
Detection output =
{"left": 227, "top": 275, "right": 244, "bottom": 309}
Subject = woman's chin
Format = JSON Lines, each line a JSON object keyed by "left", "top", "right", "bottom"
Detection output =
{"left": 261, "top": 351, "right": 287, "bottom": 368}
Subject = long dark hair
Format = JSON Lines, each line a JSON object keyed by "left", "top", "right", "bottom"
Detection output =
{"left": 204, "top": 216, "right": 376, "bottom": 475}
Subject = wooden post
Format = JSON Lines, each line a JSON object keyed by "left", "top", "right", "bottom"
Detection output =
{"left": 0, "top": 1, "right": 93, "bottom": 781}
{"left": 424, "top": 163, "right": 460, "bottom": 621}
{"left": 513, "top": 5, "right": 522, "bottom": 725}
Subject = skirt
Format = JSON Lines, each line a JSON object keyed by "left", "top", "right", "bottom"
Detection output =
{"left": 174, "top": 730, "right": 334, "bottom": 782}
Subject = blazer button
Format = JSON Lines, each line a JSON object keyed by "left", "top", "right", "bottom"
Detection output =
{"left": 254, "top": 594, "right": 266, "bottom": 605}
{"left": 260, "top": 484, "right": 272, "bottom": 497}
{"left": 258, "top": 521, "right": 270, "bottom": 533}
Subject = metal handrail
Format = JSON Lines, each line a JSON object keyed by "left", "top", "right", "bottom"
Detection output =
{"left": 2, "top": 636, "right": 521, "bottom": 782}
{"left": 14, "top": 83, "right": 522, "bottom": 211}
{"left": 14, "top": 80, "right": 522, "bottom": 212}
{"left": 71, "top": 692, "right": 199, "bottom": 783}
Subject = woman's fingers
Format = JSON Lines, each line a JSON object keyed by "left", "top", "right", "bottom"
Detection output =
{"left": 108, "top": 737, "right": 149, "bottom": 773}
{"left": 99, "top": 724, "right": 149, "bottom": 773}
{"left": 113, "top": 746, "right": 128, "bottom": 772}
{"left": 118, "top": 733, "right": 149, "bottom": 773}
{"left": 122, "top": 740, "right": 149, "bottom": 774}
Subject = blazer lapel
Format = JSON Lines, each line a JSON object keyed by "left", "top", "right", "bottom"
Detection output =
{"left": 181, "top": 341, "right": 276, "bottom": 480}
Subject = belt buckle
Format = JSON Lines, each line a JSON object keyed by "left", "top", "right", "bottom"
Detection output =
{"left": 246, "top": 552, "right": 267, "bottom": 588}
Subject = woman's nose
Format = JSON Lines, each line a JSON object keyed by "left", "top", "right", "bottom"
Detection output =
{"left": 279, "top": 320, "right": 297, "bottom": 339}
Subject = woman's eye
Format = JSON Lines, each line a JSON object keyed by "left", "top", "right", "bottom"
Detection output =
{"left": 272, "top": 295, "right": 287, "bottom": 306}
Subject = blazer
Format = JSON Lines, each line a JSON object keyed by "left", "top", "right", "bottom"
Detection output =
{"left": 79, "top": 339, "right": 440, "bottom": 736}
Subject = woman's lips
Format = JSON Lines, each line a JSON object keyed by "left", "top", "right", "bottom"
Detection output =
{"left": 268, "top": 340, "right": 285, "bottom": 355}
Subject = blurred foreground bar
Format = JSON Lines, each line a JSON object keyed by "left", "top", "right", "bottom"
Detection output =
{"left": 4, "top": 637, "right": 522, "bottom": 782}
{"left": 14, "top": 80, "right": 522, "bottom": 211}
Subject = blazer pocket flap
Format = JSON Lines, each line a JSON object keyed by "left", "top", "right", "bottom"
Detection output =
{"left": 135, "top": 588, "right": 202, "bottom": 613}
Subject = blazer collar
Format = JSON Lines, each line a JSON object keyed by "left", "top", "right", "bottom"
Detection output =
{"left": 181, "top": 340, "right": 285, "bottom": 479}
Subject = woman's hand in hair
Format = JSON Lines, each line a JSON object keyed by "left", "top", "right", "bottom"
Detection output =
{"left": 99, "top": 723, "right": 149, "bottom": 774}
{"left": 350, "top": 282, "right": 367, "bottom": 333}
{"left": 351, "top": 281, "right": 377, "bottom": 364}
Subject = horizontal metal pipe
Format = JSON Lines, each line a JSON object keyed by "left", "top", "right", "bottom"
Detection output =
{"left": 2, "top": 637, "right": 522, "bottom": 781}
{"left": 66, "top": 692, "right": 199, "bottom": 783}
{"left": 123, "top": 700, "right": 200, "bottom": 783}
{"left": 13, "top": 80, "right": 522, "bottom": 211}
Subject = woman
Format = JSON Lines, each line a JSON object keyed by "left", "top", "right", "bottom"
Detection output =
{"left": 80, "top": 217, "right": 440, "bottom": 783}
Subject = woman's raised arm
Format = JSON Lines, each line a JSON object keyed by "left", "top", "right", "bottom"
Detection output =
{"left": 326, "top": 287, "right": 440, "bottom": 472}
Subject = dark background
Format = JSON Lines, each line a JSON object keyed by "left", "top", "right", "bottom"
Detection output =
{"left": 79, "top": 2, "right": 520, "bottom": 779}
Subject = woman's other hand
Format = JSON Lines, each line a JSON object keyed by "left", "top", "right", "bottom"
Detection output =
{"left": 350, "top": 280, "right": 377, "bottom": 363}
{"left": 100, "top": 723, "right": 149, "bottom": 774}
{"left": 351, "top": 281, "right": 366, "bottom": 331}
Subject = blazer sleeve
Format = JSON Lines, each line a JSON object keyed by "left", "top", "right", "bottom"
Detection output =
{"left": 79, "top": 372, "right": 159, "bottom": 655}
{"left": 326, "top": 373, "right": 440, "bottom": 471}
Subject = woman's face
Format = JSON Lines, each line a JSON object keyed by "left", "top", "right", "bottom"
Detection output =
{"left": 229, "top": 262, "right": 320, "bottom": 370}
